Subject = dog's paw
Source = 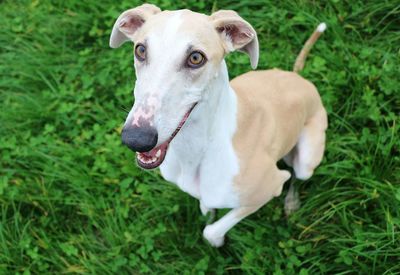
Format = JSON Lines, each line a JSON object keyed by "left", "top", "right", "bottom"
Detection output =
{"left": 203, "top": 225, "right": 225, "bottom": 247}
{"left": 284, "top": 190, "right": 301, "bottom": 216}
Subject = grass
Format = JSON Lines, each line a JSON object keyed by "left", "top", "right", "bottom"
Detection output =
{"left": 0, "top": 0, "right": 399, "bottom": 274}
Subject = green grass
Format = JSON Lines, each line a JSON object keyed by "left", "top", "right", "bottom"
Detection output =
{"left": 0, "top": 0, "right": 399, "bottom": 274}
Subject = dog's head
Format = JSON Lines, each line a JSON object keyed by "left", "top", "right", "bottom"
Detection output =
{"left": 110, "top": 4, "right": 258, "bottom": 169}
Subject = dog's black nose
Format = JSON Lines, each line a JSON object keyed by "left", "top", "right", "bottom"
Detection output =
{"left": 121, "top": 126, "right": 158, "bottom": 152}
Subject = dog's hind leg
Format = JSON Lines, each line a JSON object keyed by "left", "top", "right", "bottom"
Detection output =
{"left": 292, "top": 108, "right": 327, "bottom": 180}
{"left": 284, "top": 109, "right": 326, "bottom": 215}
{"left": 283, "top": 148, "right": 295, "bottom": 167}
{"left": 284, "top": 172, "right": 300, "bottom": 216}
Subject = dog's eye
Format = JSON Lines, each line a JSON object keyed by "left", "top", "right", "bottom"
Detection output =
{"left": 135, "top": 44, "right": 146, "bottom": 61}
{"left": 187, "top": 51, "right": 206, "bottom": 68}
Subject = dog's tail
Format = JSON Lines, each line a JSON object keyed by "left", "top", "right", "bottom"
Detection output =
{"left": 293, "top": 23, "right": 327, "bottom": 73}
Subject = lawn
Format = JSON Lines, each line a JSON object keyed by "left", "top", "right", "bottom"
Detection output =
{"left": 0, "top": 0, "right": 399, "bottom": 274}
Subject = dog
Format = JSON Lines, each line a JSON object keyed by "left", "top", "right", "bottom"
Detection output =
{"left": 110, "top": 4, "right": 328, "bottom": 247}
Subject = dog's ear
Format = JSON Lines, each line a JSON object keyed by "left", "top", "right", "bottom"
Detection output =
{"left": 210, "top": 10, "right": 259, "bottom": 69}
{"left": 110, "top": 4, "right": 161, "bottom": 48}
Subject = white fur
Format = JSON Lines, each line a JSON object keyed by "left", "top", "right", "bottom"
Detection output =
{"left": 317, "top": 23, "right": 327, "bottom": 33}
{"left": 221, "top": 32, "right": 235, "bottom": 52}
{"left": 161, "top": 12, "right": 184, "bottom": 41}
{"left": 160, "top": 61, "right": 240, "bottom": 209}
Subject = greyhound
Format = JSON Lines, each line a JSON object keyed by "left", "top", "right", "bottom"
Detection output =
{"left": 110, "top": 4, "right": 328, "bottom": 247}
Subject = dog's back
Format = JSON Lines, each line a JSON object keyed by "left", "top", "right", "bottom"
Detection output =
{"left": 231, "top": 68, "right": 325, "bottom": 161}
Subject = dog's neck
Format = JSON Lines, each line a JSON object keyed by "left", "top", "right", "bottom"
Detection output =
{"left": 205, "top": 60, "right": 236, "bottom": 135}
{"left": 183, "top": 60, "right": 237, "bottom": 149}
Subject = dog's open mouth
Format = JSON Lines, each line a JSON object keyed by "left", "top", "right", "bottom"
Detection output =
{"left": 136, "top": 103, "right": 197, "bottom": 169}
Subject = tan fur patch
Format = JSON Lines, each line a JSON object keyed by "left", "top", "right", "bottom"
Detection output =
{"left": 231, "top": 69, "right": 326, "bottom": 205}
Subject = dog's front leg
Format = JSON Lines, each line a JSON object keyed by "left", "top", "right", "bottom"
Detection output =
{"left": 200, "top": 200, "right": 215, "bottom": 222}
{"left": 202, "top": 206, "right": 260, "bottom": 247}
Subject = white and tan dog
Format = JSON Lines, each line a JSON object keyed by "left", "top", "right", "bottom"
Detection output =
{"left": 110, "top": 4, "right": 328, "bottom": 247}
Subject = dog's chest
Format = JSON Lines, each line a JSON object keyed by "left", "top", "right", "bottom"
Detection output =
{"left": 162, "top": 143, "right": 241, "bottom": 209}
{"left": 161, "top": 83, "right": 241, "bottom": 208}
{"left": 198, "top": 140, "right": 241, "bottom": 209}
{"left": 160, "top": 125, "right": 241, "bottom": 209}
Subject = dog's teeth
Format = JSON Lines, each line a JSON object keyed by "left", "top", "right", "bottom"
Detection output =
{"left": 138, "top": 153, "right": 159, "bottom": 165}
